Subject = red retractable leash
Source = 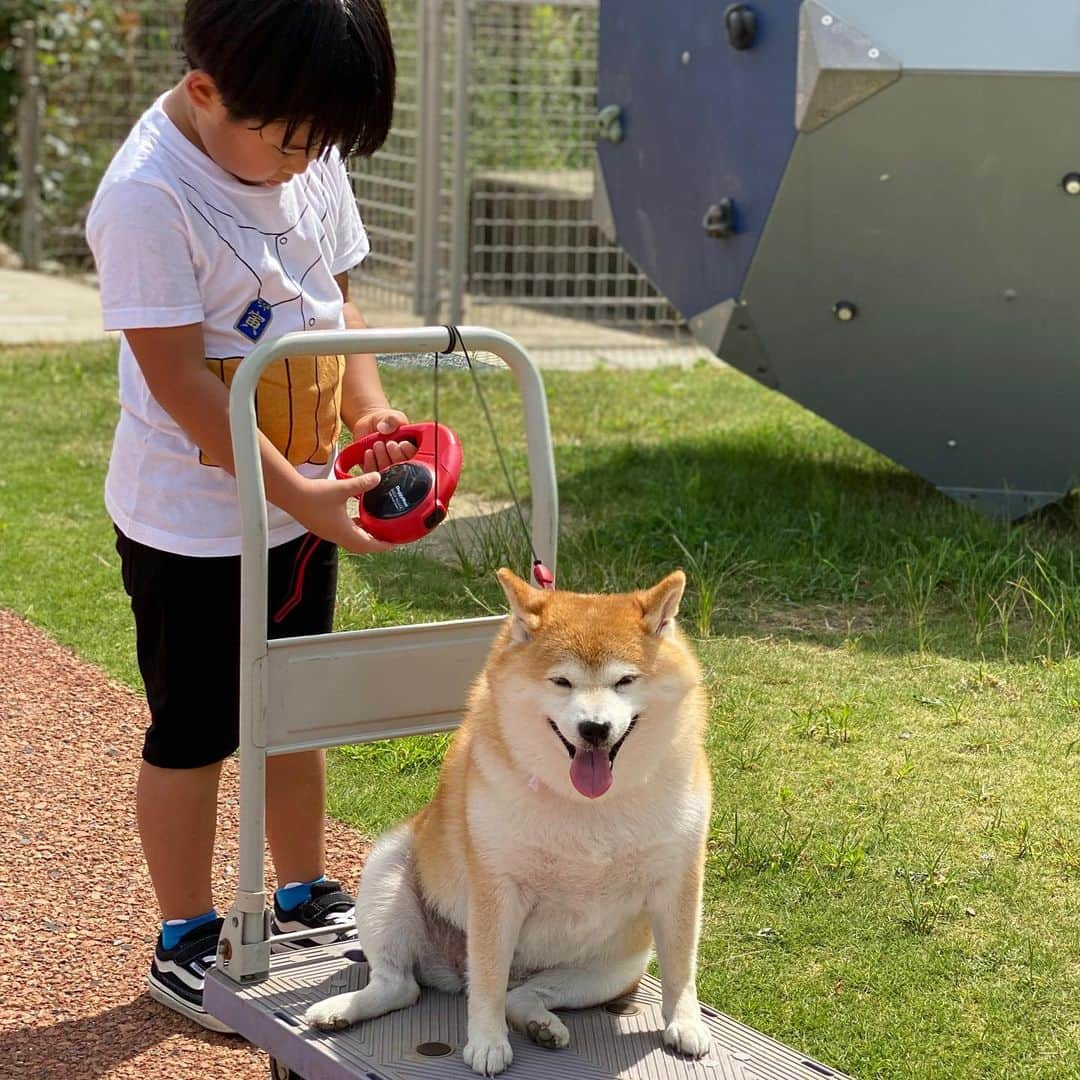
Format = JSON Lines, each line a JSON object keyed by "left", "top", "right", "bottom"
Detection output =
{"left": 334, "top": 422, "right": 462, "bottom": 545}
{"left": 334, "top": 326, "right": 553, "bottom": 589}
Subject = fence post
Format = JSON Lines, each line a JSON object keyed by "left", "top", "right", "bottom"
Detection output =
{"left": 414, "top": 0, "right": 444, "bottom": 322}
{"left": 16, "top": 19, "right": 43, "bottom": 271}
{"left": 448, "top": 0, "right": 470, "bottom": 325}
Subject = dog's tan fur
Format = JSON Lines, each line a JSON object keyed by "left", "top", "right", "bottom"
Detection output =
{"left": 305, "top": 569, "right": 712, "bottom": 1075}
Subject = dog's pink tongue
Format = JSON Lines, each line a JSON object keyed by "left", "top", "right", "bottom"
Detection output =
{"left": 570, "top": 748, "right": 613, "bottom": 799}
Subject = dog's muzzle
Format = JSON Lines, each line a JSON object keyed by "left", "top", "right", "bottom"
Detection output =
{"left": 548, "top": 717, "right": 639, "bottom": 805}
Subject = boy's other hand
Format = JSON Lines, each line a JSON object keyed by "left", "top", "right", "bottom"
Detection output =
{"left": 291, "top": 473, "right": 396, "bottom": 554}
{"left": 350, "top": 408, "right": 418, "bottom": 472}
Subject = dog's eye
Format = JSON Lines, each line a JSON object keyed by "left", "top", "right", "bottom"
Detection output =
{"left": 550, "top": 676, "right": 573, "bottom": 689}
{"left": 614, "top": 675, "right": 637, "bottom": 689}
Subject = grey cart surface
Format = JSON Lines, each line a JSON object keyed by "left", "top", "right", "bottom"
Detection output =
{"left": 204, "top": 326, "right": 848, "bottom": 1080}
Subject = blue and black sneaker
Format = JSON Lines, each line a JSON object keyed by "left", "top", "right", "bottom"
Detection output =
{"left": 147, "top": 916, "right": 235, "bottom": 1033}
{"left": 270, "top": 879, "right": 357, "bottom": 952}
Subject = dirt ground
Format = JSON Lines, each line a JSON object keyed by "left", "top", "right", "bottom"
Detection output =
{"left": 0, "top": 607, "right": 371, "bottom": 1079}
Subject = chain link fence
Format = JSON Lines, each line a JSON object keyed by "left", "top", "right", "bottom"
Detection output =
{"left": 5, "top": 0, "right": 690, "bottom": 360}
{"left": 2, "top": 3, "right": 185, "bottom": 267}
{"left": 465, "top": 2, "right": 674, "bottom": 333}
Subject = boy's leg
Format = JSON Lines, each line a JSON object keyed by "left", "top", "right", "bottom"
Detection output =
{"left": 266, "top": 748, "right": 326, "bottom": 886}
{"left": 138, "top": 759, "right": 223, "bottom": 919}
{"left": 138, "top": 758, "right": 235, "bottom": 1033}
{"left": 266, "top": 535, "right": 357, "bottom": 948}
{"left": 116, "top": 527, "right": 247, "bottom": 1032}
{"left": 140, "top": 748, "right": 335, "bottom": 921}
{"left": 116, "top": 527, "right": 243, "bottom": 912}
{"left": 265, "top": 533, "right": 337, "bottom": 889}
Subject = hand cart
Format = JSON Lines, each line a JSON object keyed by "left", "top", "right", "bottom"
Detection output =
{"left": 203, "top": 326, "right": 848, "bottom": 1080}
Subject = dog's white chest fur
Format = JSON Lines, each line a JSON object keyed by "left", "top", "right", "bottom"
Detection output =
{"left": 466, "top": 767, "right": 703, "bottom": 973}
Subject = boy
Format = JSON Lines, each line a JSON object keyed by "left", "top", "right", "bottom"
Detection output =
{"left": 86, "top": 0, "right": 405, "bottom": 1031}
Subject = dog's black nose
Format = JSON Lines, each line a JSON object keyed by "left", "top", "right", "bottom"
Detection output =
{"left": 578, "top": 720, "right": 611, "bottom": 746}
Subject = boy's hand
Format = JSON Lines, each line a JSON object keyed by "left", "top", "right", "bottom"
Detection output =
{"left": 291, "top": 472, "right": 396, "bottom": 555}
{"left": 350, "top": 407, "right": 417, "bottom": 472}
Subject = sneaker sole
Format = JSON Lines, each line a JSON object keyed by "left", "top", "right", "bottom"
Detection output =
{"left": 270, "top": 932, "right": 354, "bottom": 954}
{"left": 147, "top": 973, "right": 237, "bottom": 1034}
{"left": 270, "top": 918, "right": 357, "bottom": 954}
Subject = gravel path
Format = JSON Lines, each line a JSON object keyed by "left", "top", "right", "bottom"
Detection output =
{"left": 0, "top": 607, "right": 371, "bottom": 1079}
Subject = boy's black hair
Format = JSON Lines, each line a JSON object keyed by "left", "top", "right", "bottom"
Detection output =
{"left": 182, "top": 0, "right": 395, "bottom": 158}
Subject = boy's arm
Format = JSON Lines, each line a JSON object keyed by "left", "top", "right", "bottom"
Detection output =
{"left": 123, "top": 322, "right": 392, "bottom": 554}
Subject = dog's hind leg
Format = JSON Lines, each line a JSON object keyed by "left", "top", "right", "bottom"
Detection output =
{"left": 505, "top": 949, "right": 650, "bottom": 1050}
{"left": 305, "top": 826, "right": 424, "bottom": 1031}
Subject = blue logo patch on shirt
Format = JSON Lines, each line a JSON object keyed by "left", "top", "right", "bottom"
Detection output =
{"left": 235, "top": 298, "right": 273, "bottom": 341}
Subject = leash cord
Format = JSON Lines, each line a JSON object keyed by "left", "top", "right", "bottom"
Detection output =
{"left": 440, "top": 326, "right": 545, "bottom": 576}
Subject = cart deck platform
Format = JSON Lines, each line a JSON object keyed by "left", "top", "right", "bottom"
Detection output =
{"left": 206, "top": 943, "right": 848, "bottom": 1080}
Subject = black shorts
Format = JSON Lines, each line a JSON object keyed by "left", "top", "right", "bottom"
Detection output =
{"left": 115, "top": 527, "right": 338, "bottom": 769}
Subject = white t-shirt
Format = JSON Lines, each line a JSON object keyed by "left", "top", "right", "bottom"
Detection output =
{"left": 86, "top": 96, "right": 370, "bottom": 556}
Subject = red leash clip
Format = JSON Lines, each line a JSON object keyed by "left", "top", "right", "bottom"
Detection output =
{"left": 532, "top": 560, "right": 555, "bottom": 590}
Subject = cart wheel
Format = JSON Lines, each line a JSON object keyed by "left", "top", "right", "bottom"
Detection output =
{"left": 269, "top": 1057, "right": 306, "bottom": 1080}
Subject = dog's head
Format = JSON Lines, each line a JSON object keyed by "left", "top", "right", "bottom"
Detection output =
{"left": 484, "top": 569, "right": 703, "bottom": 801}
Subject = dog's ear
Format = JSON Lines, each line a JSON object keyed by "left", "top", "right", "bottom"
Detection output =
{"left": 496, "top": 568, "right": 543, "bottom": 643}
{"left": 640, "top": 570, "right": 686, "bottom": 638}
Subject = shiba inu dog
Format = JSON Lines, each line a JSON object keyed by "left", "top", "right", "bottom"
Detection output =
{"left": 305, "top": 569, "right": 713, "bottom": 1075}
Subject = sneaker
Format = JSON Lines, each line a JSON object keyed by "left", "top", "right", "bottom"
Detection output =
{"left": 147, "top": 916, "right": 236, "bottom": 1033}
{"left": 270, "top": 879, "right": 357, "bottom": 952}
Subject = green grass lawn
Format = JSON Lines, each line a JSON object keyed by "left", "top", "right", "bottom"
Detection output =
{"left": 2, "top": 341, "right": 1078, "bottom": 1078}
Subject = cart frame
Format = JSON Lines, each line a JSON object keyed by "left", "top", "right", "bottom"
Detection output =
{"left": 215, "top": 325, "right": 557, "bottom": 985}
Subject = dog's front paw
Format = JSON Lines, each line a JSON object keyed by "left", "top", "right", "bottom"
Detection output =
{"left": 663, "top": 1016, "right": 712, "bottom": 1059}
{"left": 305, "top": 994, "right": 360, "bottom": 1032}
{"left": 463, "top": 1031, "right": 513, "bottom": 1075}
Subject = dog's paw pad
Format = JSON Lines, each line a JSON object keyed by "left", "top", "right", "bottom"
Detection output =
{"left": 663, "top": 1018, "right": 711, "bottom": 1059}
{"left": 526, "top": 1016, "right": 570, "bottom": 1049}
{"left": 304, "top": 1004, "right": 354, "bottom": 1032}
{"left": 463, "top": 1034, "right": 513, "bottom": 1075}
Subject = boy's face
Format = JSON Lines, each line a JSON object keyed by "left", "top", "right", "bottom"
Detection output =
{"left": 183, "top": 71, "right": 320, "bottom": 186}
